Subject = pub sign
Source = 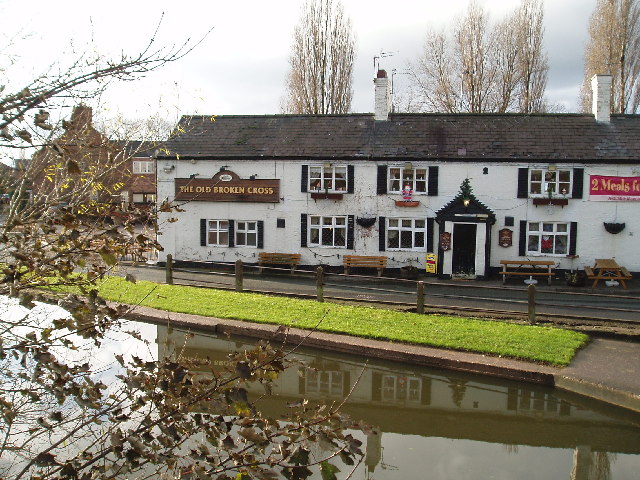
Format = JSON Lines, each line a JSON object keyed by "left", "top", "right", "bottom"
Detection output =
{"left": 175, "top": 170, "right": 280, "bottom": 203}
{"left": 499, "top": 228, "right": 513, "bottom": 248}
{"left": 440, "top": 232, "right": 451, "bottom": 251}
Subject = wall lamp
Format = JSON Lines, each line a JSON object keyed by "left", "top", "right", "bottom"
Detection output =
{"left": 249, "top": 174, "right": 257, "bottom": 180}
{"left": 463, "top": 197, "right": 471, "bottom": 208}
{"left": 219, "top": 165, "right": 229, "bottom": 172}
{"left": 163, "top": 165, "right": 175, "bottom": 174}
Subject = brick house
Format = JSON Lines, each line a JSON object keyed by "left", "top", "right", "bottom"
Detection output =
{"left": 30, "top": 105, "right": 157, "bottom": 210}
{"left": 155, "top": 73, "right": 640, "bottom": 279}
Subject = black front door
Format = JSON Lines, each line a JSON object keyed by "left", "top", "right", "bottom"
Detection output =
{"left": 452, "top": 224, "right": 477, "bottom": 275}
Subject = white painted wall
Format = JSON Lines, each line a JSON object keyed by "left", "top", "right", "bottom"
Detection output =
{"left": 157, "top": 158, "right": 640, "bottom": 273}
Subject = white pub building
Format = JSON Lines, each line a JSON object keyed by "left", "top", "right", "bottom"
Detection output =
{"left": 156, "top": 73, "right": 640, "bottom": 280}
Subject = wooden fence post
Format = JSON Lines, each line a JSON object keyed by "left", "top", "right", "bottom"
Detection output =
{"left": 316, "top": 266, "right": 324, "bottom": 302}
{"left": 417, "top": 281, "right": 425, "bottom": 314}
{"left": 235, "top": 260, "right": 244, "bottom": 292}
{"left": 528, "top": 284, "right": 536, "bottom": 324}
{"left": 166, "top": 254, "right": 173, "bottom": 285}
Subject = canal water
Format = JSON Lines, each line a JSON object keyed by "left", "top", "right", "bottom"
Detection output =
{"left": 147, "top": 323, "right": 640, "bottom": 480}
{"left": 4, "top": 292, "right": 638, "bottom": 480}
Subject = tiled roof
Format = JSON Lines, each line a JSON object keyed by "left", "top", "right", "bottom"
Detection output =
{"left": 118, "top": 141, "right": 161, "bottom": 157}
{"left": 159, "top": 113, "right": 640, "bottom": 163}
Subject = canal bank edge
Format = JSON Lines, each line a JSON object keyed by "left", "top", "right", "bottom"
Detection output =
{"left": 124, "top": 304, "right": 640, "bottom": 414}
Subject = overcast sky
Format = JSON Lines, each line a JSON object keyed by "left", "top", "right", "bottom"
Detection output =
{"left": 2, "top": 0, "right": 597, "bottom": 124}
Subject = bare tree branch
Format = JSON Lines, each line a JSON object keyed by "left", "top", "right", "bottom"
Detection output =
{"left": 407, "top": 0, "right": 548, "bottom": 113}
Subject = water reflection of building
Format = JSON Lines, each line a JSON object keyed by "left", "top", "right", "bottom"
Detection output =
{"left": 156, "top": 325, "right": 640, "bottom": 478}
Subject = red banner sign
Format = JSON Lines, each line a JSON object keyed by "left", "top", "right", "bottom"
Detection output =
{"left": 589, "top": 175, "right": 640, "bottom": 201}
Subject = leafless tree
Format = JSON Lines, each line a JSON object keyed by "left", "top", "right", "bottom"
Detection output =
{"left": 283, "top": 0, "right": 356, "bottom": 114}
{"left": 407, "top": 0, "right": 548, "bottom": 113}
{"left": 455, "top": 2, "right": 495, "bottom": 113}
{"left": 580, "top": 0, "right": 640, "bottom": 113}
{"left": 515, "top": 0, "right": 549, "bottom": 113}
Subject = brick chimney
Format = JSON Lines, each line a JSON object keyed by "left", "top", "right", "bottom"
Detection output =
{"left": 374, "top": 70, "right": 391, "bottom": 121}
{"left": 65, "top": 105, "right": 93, "bottom": 131}
{"left": 591, "top": 74, "right": 612, "bottom": 123}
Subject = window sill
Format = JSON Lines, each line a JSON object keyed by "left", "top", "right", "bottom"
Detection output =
{"left": 311, "top": 192, "right": 344, "bottom": 200}
{"left": 395, "top": 200, "right": 420, "bottom": 207}
{"left": 386, "top": 248, "right": 427, "bottom": 252}
{"left": 532, "top": 198, "right": 569, "bottom": 207}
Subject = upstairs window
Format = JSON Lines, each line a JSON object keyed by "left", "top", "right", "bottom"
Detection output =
{"left": 132, "top": 193, "right": 156, "bottom": 204}
{"left": 529, "top": 169, "right": 572, "bottom": 197}
{"left": 132, "top": 160, "right": 154, "bottom": 174}
{"left": 309, "top": 165, "right": 347, "bottom": 192}
{"left": 388, "top": 167, "right": 427, "bottom": 193}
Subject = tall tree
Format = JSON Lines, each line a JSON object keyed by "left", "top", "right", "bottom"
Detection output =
{"left": 284, "top": 0, "right": 356, "bottom": 114}
{"left": 515, "top": 0, "right": 549, "bottom": 113}
{"left": 407, "top": 0, "right": 549, "bottom": 113}
{"left": 581, "top": 0, "right": 640, "bottom": 113}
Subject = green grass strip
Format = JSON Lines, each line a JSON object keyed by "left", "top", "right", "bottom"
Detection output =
{"left": 96, "top": 276, "right": 587, "bottom": 366}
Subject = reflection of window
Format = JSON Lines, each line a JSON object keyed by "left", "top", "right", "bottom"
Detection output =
{"left": 529, "top": 169, "right": 571, "bottom": 196}
{"left": 306, "top": 371, "right": 343, "bottom": 396}
{"left": 235, "top": 221, "right": 258, "bottom": 247}
{"left": 309, "top": 165, "right": 347, "bottom": 192}
{"left": 527, "top": 222, "right": 569, "bottom": 255}
{"left": 381, "top": 375, "right": 421, "bottom": 403}
{"left": 309, "top": 215, "right": 347, "bottom": 248}
{"left": 389, "top": 167, "right": 427, "bottom": 193}
{"left": 387, "top": 218, "right": 426, "bottom": 251}
{"left": 133, "top": 160, "right": 154, "bottom": 174}
{"left": 207, "top": 220, "right": 228, "bottom": 246}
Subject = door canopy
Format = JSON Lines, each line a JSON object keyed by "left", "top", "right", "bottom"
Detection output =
{"left": 435, "top": 179, "right": 496, "bottom": 225}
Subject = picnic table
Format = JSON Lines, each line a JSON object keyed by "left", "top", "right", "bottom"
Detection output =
{"left": 584, "top": 259, "right": 632, "bottom": 289}
{"left": 499, "top": 259, "right": 556, "bottom": 286}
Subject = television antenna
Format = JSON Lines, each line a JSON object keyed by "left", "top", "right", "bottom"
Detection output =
{"left": 373, "top": 50, "right": 397, "bottom": 73}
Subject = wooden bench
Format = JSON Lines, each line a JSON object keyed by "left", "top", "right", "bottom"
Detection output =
{"left": 499, "top": 260, "right": 556, "bottom": 286}
{"left": 343, "top": 255, "right": 387, "bottom": 277}
{"left": 584, "top": 261, "right": 633, "bottom": 288}
{"left": 258, "top": 252, "right": 301, "bottom": 274}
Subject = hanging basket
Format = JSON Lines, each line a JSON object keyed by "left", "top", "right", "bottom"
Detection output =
{"left": 603, "top": 222, "right": 625, "bottom": 234}
{"left": 356, "top": 217, "right": 377, "bottom": 228}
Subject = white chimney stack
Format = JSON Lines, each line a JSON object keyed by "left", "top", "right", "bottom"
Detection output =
{"left": 591, "top": 74, "right": 612, "bottom": 123}
{"left": 374, "top": 69, "right": 391, "bottom": 121}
